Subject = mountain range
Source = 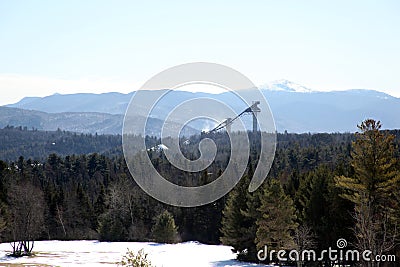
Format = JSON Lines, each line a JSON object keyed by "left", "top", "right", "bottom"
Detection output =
{"left": 3, "top": 80, "right": 400, "bottom": 134}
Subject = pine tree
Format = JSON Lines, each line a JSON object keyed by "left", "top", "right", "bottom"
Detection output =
{"left": 98, "top": 211, "right": 127, "bottom": 241}
{"left": 295, "top": 166, "right": 353, "bottom": 256}
{"left": 0, "top": 161, "right": 8, "bottom": 241}
{"left": 220, "top": 182, "right": 246, "bottom": 251}
{"left": 239, "top": 165, "right": 263, "bottom": 262}
{"left": 220, "top": 175, "right": 259, "bottom": 261}
{"left": 94, "top": 184, "right": 106, "bottom": 218}
{"left": 335, "top": 119, "right": 400, "bottom": 261}
{"left": 240, "top": 188, "right": 261, "bottom": 262}
{"left": 151, "top": 210, "right": 179, "bottom": 243}
{"left": 256, "top": 179, "right": 298, "bottom": 263}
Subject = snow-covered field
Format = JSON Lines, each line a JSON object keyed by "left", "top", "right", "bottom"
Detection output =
{"left": 0, "top": 240, "right": 267, "bottom": 267}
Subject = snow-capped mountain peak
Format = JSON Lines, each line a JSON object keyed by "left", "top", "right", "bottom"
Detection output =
{"left": 261, "top": 79, "right": 314, "bottom": 93}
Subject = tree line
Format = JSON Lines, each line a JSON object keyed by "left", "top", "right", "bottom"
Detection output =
{"left": 0, "top": 120, "right": 399, "bottom": 266}
{"left": 0, "top": 126, "right": 122, "bottom": 162}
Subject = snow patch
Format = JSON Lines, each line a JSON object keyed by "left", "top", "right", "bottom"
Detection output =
{"left": 261, "top": 79, "right": 315, "bottom": 93}
{"left": 0, "top": 240, "right": 270, "bottom": 267}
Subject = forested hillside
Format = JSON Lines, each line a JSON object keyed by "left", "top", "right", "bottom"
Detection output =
{"left": 0, "top": 126, "right": 121, "bottom": 161}
{"left": 0, "top": 106, "right": 124, "bottom": 135}
{"left": 0, "top": 124, "right": 399, "bottom": 264}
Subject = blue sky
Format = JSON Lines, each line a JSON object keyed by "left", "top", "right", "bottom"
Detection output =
{"left": 0, "top": 0, "right": 399, "bottom": 105}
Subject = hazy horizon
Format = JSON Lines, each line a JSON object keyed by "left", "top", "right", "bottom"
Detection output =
{"left": 1, "top": 1, "right": 400, "bottom": 105}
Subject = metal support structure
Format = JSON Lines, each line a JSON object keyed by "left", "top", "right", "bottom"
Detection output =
{"left": 225, "top": 118, "right": 232, "bottom": 133}
{"left": 251, "top": 101, "right": 261, "bottom": 133}
{"left": 206, "top": 100, "right": 261, "bottom": 134}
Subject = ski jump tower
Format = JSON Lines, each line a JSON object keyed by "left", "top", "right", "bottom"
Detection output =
{"left": 207, "top": 101, "right": 261, "bottom": 134}
{"left": 250, "top": 101, "right": 260, "bottom": 133}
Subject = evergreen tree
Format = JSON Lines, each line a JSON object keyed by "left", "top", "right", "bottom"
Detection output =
{"left": 220, "top": 175, "right": 259, "bottom": 261}
{"left": 220, "top": 186, "right": 246, "bottom": 251}
{"left": 98, "top": 211, "right": 128, "bottom": 241}
{"left": 256, "top": 179, "right": 297, "bottom": 263}
{"left": 295, "top": 165, "right": 354, "bottom": 264}
{"left": 187, "top": 170, "right": 225, "bottom": 244}
{"left": 239, "top": 187, "right": 261, "bottom": 262}
{"left": 94, "top": 184, "right": 106, "bottom": 218}
{"left": 335, "top": 119, "right": 400, "bottom": 262}
{"left": 239, "top": 165, "right": 263, "bottom": 262}
{"left": 151, "top": 210, "right": 179, "bottom": 243}
{"left": 0, "top": 160, "right": 8, "bottom": 241}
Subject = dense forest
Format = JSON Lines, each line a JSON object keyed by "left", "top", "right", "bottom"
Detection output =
{"left": 0, "top": 126, "right": 122, "bottom": 161}
{"left": 0, "top": 123, "right": 399, "bottom": 266}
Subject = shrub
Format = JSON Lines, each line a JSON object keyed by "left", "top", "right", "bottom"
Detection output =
{"left": 119, "top": 248, "right": 154, "bottom": 267}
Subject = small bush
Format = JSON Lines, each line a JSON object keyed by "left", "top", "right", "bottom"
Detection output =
{"left": 119, "top": 248, "right": 154, "bottom": 267}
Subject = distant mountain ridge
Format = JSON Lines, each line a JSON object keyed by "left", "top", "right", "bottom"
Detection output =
{"left": 4, "top": 80, "right": 400, "bottom": 133}
{"left": 0, "top": 106, "right": 197, "bottom": 136}
{"left": 8, "top": 92, "right": 134, "bottom": 114}
{"left": 0, "top": 106, "right": 124, "bottom": 134}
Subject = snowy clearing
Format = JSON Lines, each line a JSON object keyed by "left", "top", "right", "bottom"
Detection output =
{"left": 0, "top": 240, "right": 268, "bottom": 267}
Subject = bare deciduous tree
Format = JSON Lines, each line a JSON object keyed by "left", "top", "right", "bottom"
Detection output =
{"left": 293, "top": 224, "right": 316, "bottom": 267}
{"left": 8, "top": 181, "right": 45, "bottom": 256}
{"left": 0, "top": 204, "right": 7, "bottom": 241}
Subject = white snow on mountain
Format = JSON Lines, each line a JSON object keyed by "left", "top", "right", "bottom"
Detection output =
{"left": 260, "top": 79, "right": 315, "bottom": 93}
